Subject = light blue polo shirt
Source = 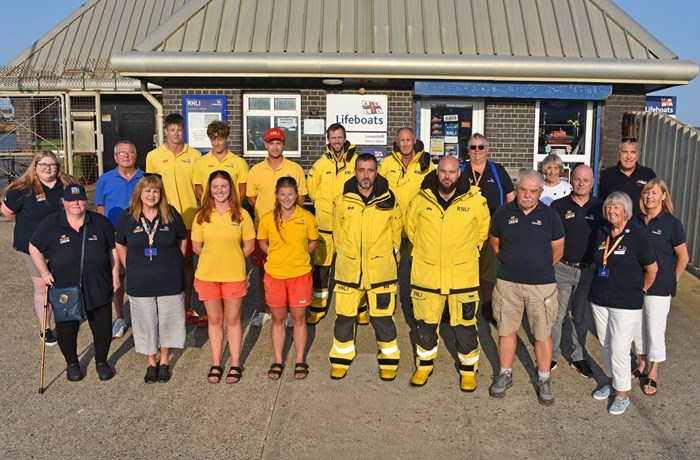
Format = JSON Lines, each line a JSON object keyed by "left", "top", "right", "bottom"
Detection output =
{"left": 94, "top": 167, "right": 144, "bottom": 227}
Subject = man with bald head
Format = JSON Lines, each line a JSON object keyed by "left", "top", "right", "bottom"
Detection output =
{"left": 488, "top": 170, "right": 564, "bottom": 405}
{"left": 405, "top": 156, "right": 490, "bottom": 391}
{"left": 549, "top": 165, "right": 604, "bottom": 378}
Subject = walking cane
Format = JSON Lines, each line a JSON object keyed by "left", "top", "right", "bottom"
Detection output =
{"left": 39, "top": 285, "right": 49, "bottom": 394}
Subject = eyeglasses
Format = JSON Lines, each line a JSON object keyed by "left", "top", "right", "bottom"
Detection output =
{"left": 621, "top": 137, "right": 637, "bottom": 143}
{"left": 115, "top": 151, "right": 136, "bottom": 156}
{"left": 143, "top": 172, "right": 162, "bottom": 179}
{"left": 468, "top": 145, "right": 486, "bottom": 151}
{"left": 36, "top": 163, "right": 59, "bottom": 169}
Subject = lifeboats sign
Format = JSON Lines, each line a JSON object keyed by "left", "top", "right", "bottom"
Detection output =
{"left": 326, "top": 94, "right": 388, "bottom": 145}
{"left": 645, "top": 96, "right": 676, "bottom": 118}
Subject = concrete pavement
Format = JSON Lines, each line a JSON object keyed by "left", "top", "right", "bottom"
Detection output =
{"left": 0, "top": 216, "right": 698, "bottom": 459}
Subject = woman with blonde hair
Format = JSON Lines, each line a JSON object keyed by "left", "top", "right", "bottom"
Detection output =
{"left": 115, "top": 173, "right": 187, "bottom": 383}
{"left": 257, "top": 176, "right": 318, "bottom": 380}
{"left": 192, "top": 170, "right": 255, "bottom": 384}
{"left": 632, "top": 178, "right": 689, "bottom": 396}
{"left": 1, "top": 152, "right": 76, "bottom": 345}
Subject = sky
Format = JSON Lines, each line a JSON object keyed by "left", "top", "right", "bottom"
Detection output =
{"left": 0, "top": 0, "right": 698, "bottom": 125}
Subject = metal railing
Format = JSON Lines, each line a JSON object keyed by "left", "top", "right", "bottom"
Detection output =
{"left": 625, "top": 111, "right": 700, "bottom": 276}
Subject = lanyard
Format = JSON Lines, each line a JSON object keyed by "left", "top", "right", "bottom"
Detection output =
{"left": 602, "top": 234, "right": 624, "bottom": 267}
{"left": 471, "top": 167, "right": 484, "bottom": 188}
{"left": 140, "top": 216, "right": 160, "bottom": 257}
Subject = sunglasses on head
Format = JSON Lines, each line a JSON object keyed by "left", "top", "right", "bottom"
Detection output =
{"left": 621, "top": 137, "right": 637, "bottom": 143}
{"left": 468, "top": 145, "right": 486, "bottom": 150}
{"left": 143, "top": 172, "right": 162, "bottom": 179}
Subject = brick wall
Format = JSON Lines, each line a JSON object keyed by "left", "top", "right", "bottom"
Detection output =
{"left": 484, "top": 100, "right": 537, "bottom": 171}
{"left": 600, "top": 91, "right": 646, "bottom": 168}
{"left": 162, "top": 87, "right": 414, "bottom": 172}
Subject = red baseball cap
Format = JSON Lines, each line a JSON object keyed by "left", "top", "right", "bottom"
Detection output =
{"left": 264, "top": 128, "right": 285, "bottom": 142}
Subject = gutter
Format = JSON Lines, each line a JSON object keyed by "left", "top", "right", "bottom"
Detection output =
{"left": 112, "top": 53, "right": 699, "bottom": 85}
{"left": 140, "top": 81, "right": 163, "bottom": 147}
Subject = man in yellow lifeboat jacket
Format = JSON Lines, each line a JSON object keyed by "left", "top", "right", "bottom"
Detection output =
{"left": 306, "top": 123, "right": 358, "bottom": 324}
{"left": 329, "top": 153, "right": 403, "bottom": 381}
{"left": 378, "top": 127, "right": 434, "bottom": 236}
{"left": 405, "top": 155, "right": 491, "bottom": 391}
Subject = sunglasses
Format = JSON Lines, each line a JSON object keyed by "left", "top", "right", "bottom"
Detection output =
{"left": 143, "top": 172, "right": 162, "bottom": 179}
{"left": 468, "top": 145, "right": 486, "bottom": 150}
{"left": 621, "top": 137, "right": 637, "bottom": 143}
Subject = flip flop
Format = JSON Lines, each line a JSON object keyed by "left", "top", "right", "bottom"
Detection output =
{"left": 294, "top": 362, "right": 309, "bottom": 380}
{"left": 268, "top": 363, "right": 284, "bottom": 380}
{"left": 196, "top": 315, "right": 209, "bottom": 329}
{"left": 186, "top": 309, "right": 200, "bottom": 325}
{"left": 643, "top": 378, "right": 658, "bottom": 396}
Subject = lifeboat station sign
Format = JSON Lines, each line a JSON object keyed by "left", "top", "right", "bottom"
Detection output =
{"left": 327, "top": 94, "right": 388, "bottom": 146}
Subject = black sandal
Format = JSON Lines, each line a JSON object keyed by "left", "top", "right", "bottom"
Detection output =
{"left": 294, "top": 362, "right": 309, "bottom": 380}
{"left": 207, "top": 365, "right": 224, "bottom": 384}
{"left": 225, "top": 366, "right": 243, "bottom": 384}
{"left": 268, "top": 362, "right": 284, "bottom": 380}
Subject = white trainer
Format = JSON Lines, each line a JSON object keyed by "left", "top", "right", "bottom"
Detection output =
{"left": 112, "top": 318, "right": 127, "bottom": 338}
{"left": 251, "top": 311, "right": 272, "bottom": 327}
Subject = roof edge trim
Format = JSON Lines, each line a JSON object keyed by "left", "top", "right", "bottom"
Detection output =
{"left": 111, "top": 52, "right": 699, "bottom": 85}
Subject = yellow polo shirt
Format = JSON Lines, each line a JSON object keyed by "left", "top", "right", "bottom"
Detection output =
{"left": 191, "top": 209, "right": 256, "bottom": 282}
{"left": 257, "top": 206, "right": 319, "bottom": 279}
{"left": 246, "top": 157, "right": 308, "bottom": 225}
{"left": 145, "top": 144, "right": 201, "bottom": 229}
{"left": 193, "top": 150, "right": 249, "bottom": 192}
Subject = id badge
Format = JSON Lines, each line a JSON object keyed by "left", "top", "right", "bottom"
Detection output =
{"left": 597, "top": 267, "right": 609, "bottom": 278}
{"left": 144, "top": 247, "right": 158, "bottom": 257}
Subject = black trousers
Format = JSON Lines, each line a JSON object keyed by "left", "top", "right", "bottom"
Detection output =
{"left": 55, "top": 303, "right": 112, "bottom": 365}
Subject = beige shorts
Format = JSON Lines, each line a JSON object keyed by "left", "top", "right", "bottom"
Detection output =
{"left": 479, "top": 243, "right": 498, "bottom": 283}
{"left": 493, "top": 279, "right": 558, "bottom": 341}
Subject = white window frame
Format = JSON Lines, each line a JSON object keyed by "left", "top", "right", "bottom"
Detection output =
{"left": 243, "top": 94, "right": 301, "bottom": 158}
{"left": 532, "top": 101, "right": 594, "bottom": 178}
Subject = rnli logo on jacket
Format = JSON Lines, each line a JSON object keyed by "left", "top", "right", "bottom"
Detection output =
{"left": 133, "top": 227, "right": 144, "bottom": 233}
{"left": 636, "top": 180, "right": 648, "bottom": 187}
{"left": 457, "top": 206, "right": 469, "bottom": 212}
{"left": 88, "top": 234, "right": 98, "bottom": 241}
{"left": 296, "top": 219, "right": 306, "bottom": 225}
{"left": 508, "top": 216, "right": 518, "bottom": 225}
{"left": 652, "top": 229, "right": 662, "bottom": 236}
{"left": 59, "top": 235, "right": 70, "bottom": 244}
{"left": 531, "top": 220, "right": 542, "bottom": 226}
{"left": 161, "top": 226, "right": 169, "bottom": 231}
{"left": 182, "top": 159, "right": 192, "bottom": 164}
{"left": 565, "top": 211, "right": 576, "bottom": 219}
{"left": 614, "top": 245, "right": 627, "bottom": 255}
{"left": 347, "top": 206, "right": 355, "bottom": 210}
{"left": 598, "top": 242, "right": 606, "bottom": 250}
{"left": 585, "top": 214, "right": 595, "bottom": 220}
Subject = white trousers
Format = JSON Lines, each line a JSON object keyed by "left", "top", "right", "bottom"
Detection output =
{"left": 633, "top": 295, "right": 671, "bottom": 362}
{"left": 591, "top": 303, "right": 642, "bottom": 392}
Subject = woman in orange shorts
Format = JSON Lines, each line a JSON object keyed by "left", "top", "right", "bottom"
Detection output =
{"left": 192, "top": 170, "right": 255, "bottom": 384}
{"left": 258, "top": 177, "right": 319, "bottom": 380}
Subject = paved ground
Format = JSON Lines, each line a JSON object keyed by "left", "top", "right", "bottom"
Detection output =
{"left": 0, "top": 216, "right": 698, "bottom": 459}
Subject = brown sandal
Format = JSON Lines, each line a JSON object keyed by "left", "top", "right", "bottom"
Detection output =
{"left": 643, "top": 378, "right": 658, "bottom": 396}
{"left": 268, "top": 363, "right": 284, "bottom": 380}
{"left": 225, "top": 366, "right": 243, "bottom": 384}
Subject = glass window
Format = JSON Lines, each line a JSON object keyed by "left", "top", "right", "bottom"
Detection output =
{"left": 243, "top": 94, "right": 301, "bottom": 157}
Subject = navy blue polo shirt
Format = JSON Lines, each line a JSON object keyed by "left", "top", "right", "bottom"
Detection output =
{"left": 588, "top": 222, "right": 656, "bottom": 309}
{"left": 463, "top": 161, "right": 514, "bottom": 215}
{"left": 550, "top": 195, "right": 605, "bottom": 264}
{"left": 598, "top": 162, "right": 656, "bottom": 214}
{"left": 115, "top": 206, "right": 187, "bottom": 298}
{"left": 94, "top": 168, "right": 144, "bottom": 227}
{"left": 490, "top": 200, "right": 565, "bottom": 284}
{"left": 635, "top": 212, "right": 686, "bottom": 297}
{"left": 30, "top": 211, "right": 116, "bottom": 310}
{"left": 3, "top": 182, "right": 65, "bottom": 254}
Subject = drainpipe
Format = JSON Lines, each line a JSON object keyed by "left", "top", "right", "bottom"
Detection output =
{"left": 141, "top": 81, "right": 163, "bottom": 147}
{"left": 592, "top": 101, "right": 603, "bottom": 197}
{"left": 65, "top": 92, "right": 74, "bottom": 175}
{"left": 95, "top": 92, "right": 104, "bottom": 176}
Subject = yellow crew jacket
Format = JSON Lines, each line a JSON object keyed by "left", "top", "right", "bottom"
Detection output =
{"left": 307, "top": 140, "right": 357, "bottom": 232}
{"left": 332, "top": 174, "right": 403, "bottom": 289}
{"left": 405, "top": 171, "right": 490, "bottom": 294}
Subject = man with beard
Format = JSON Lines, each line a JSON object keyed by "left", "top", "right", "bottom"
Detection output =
{"left": 306, "top": 123, "right": 357, "bottom": 324}
{"left": 405, "top": 156, "right": 490, "bottom": 391}
{"left": 488, "top": 170, "right": 564, "bottom": 405}
{"left": 329, "top": 153, "right": 403, "bottom": 381}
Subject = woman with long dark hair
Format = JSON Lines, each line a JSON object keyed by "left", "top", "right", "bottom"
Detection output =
{"left": 192, "top": 170, "right": 255, "bottom": 384}
{"left": 1, "top": 152, "right": 76, "bottom": 345}
{"left": 257, "top": 176, "right": 318, "bottom": 380}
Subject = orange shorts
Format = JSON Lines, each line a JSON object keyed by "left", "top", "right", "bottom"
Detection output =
{"left": 185, "top": 230, "right": 194, "bottom": 258}
{"left": 250, "top": 240, "right": 267, "bottom": 268}
{"left": 194, "top": 278, "right": 247, "bottom": 301}
{"left": 263, "top": 272, "right": 312, "bottom": 308}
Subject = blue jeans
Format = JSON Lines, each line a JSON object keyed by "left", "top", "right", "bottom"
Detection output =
{"left": 552, "top": 263, "right": 594, "bottom": 362}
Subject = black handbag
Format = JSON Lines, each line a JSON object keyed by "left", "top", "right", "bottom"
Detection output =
{"left": 49, "top": 226, "right": 87, "bottom": 322}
